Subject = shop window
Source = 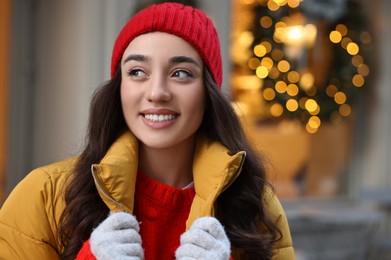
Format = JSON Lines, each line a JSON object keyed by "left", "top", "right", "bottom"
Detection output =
{"left": 230, "top": 0, "right": 373, "bottom": 199}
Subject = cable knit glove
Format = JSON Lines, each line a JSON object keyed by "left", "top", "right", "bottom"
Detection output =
{"left": 90, "top": 212, "right": 144, "bottom": 260}
{"left": 175, "top": 216, "right": 231, "bottom": 260}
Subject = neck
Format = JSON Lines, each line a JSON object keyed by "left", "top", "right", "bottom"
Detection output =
{"left": 138, "top": 137, "right": 195, "bottom": 188}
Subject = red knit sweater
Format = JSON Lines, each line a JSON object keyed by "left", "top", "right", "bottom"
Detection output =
{"left": 134, "top": 172, "right": 196, "bottom": 259}
{"left": 76, "top": 172, "right": 195, "bottom": 259}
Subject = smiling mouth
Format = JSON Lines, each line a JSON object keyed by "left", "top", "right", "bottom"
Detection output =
{"left": 143, "top": 114, "right": 177, "bottom": 122}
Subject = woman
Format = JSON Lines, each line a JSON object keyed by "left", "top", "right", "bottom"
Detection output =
{"left": 0, "top": 3, "right": 294, "bottom": 260}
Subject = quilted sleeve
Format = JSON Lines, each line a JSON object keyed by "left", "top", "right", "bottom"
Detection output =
{"left": 264, "top": 187, "right": 295, "bottom": 260}
{"left": 0, "top": 166, "right": 67, "bottom": 260}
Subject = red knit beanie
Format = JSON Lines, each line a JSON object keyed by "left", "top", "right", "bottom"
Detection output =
{"left": 111, "top": 2, "right": 222, "bottom": 88}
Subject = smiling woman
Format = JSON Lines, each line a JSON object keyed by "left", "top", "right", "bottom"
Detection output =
{"left": 0, "top": 3, "right": 294, "bottom": 260}
{"left": 120, "top": 32, "right": 205, "bottom": 163}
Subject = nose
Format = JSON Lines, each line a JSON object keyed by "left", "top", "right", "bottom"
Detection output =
{"left": 146, "top": 74, "right": 171, "bottom": 102}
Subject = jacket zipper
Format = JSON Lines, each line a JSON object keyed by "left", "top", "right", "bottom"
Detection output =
{"left": 91, "top": 165, "right": 126, "bottom": 212}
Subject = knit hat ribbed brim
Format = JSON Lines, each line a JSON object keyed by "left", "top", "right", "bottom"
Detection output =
{"left": 111, "top": 3, "right": 222, "bottom": 88}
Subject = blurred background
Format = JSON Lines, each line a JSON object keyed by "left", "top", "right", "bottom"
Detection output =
{"left": 0, "top": 0, "right": 390, "bottom": 259}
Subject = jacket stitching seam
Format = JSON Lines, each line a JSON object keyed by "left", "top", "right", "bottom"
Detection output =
{"left": 0, "top": 221, "right": 51, "bottom": 246}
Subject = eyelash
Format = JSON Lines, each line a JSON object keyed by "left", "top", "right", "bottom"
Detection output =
{"left": 172, "top": 69, "right": 193, "bottom": 79}
{"left": 125, "top": 68, "right": 194, "bottom": 79}
{"left": 127, "top": 69, "right": 146, "bottom": 77}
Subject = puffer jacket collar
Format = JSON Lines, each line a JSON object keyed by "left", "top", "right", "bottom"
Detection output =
{"left": 91, "top": 130, "right": 246, "bottom": 228}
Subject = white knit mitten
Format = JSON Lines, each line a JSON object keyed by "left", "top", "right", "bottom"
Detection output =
{"left": 175, "top": 216, "right": 231, "bottom": 260}
{"left": 90, "top": 212, "right": 144, "bottom": 260}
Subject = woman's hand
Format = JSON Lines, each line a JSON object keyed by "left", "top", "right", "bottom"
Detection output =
{"left": 90, "top": 212, "right": 144, "bottom": 260}
{"left": 175, "top": 216, "right": 231, "bottom": 260}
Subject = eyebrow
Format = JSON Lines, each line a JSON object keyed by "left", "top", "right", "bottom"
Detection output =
{"left": 170, "top": 56, "right": 201, "bottom": 68}
{"left": 123, "top": 54, "right": 201, "bottom": 68}
{"left": 123, "top": 54, "right": 150, "bottom": 64}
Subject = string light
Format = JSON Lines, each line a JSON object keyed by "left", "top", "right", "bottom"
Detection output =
{"left": 232, "top": 0, "right": 373, "bottom": 133}
{"left": 329, "top": 31, "right": 342, "bottom": 43}
{"left": 240, "top": 0, "right": 372, "bottom": 133}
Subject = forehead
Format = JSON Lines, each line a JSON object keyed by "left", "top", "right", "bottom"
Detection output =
{"left": 122, "top": 32, "right": 202, "bottom": 62}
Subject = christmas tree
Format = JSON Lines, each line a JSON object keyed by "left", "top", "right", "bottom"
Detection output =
{"left": 240, "top": 0, "right": 373, "bottom": 133}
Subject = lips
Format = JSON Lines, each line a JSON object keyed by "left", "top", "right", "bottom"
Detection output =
{"left": 140, "top": 109, "right": 178, "bottom": 124}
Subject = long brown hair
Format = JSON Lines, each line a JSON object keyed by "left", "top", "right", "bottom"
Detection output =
{"left": 201, "top": 70, "right": 281, "bottom": 259}
{"left": 58, "top": 69, "right": 124, "bottom": 259}
{"left": 58, "top": 67, "right": 280, "bottom": 259}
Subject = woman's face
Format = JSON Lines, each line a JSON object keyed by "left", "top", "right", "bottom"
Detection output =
{"left": 120, "top": 32, "right": 205, "bottom": 150}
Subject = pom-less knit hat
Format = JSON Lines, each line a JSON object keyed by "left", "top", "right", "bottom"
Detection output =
{"left": 111, "top": 2, "right": 222, "bottom": 88}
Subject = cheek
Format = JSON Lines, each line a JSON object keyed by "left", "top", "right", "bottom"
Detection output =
{"left": 120, "top": 84, "right": 137, "bottom": 116}
{"left": 190, "top": 90, "right": 207, "bottom": 121}
{"left": 120, "top": 84, "right": 128, "bottom": 110}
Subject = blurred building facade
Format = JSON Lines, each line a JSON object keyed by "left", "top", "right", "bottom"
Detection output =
{"left": 1, "top": 0, "right": 390, "bottom": 259}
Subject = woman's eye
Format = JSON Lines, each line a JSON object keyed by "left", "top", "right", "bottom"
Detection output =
{"left": 127, "top": 69, "right": 147, "bottom": 77}
{"left": 173, "top": 70, "right": 192, "bottom": 79}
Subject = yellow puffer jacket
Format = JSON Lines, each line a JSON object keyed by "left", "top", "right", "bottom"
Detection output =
{"left": 0, "top": 131, "right": 295, "bottom": 259}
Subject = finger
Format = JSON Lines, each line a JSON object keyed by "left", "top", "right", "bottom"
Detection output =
{"left": 175, "top": 243, "right": 205, "bottom": 259}
{"left": 191, "top": 217, "right": 226, "bottom": 240}
{"left": 116, "top": 243, "right": 144, "bottom": 258}
{"left": 101, "top": 212, "right": 140, "bottom": 231}
{"left": 111, "top": 228, "right": 142, "bottom": 244}
{"left": 91, "top": 226, "right": 142, "bottom": 246}
{"left": 180, "top": 228, "right": 216, "bottom": 250}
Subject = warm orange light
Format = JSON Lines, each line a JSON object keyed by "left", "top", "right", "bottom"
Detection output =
{"left": 329, "top": 31, "right": 342, "bottom": 43}
{"left": 334, "top": 92, "right": 347, "bottom": 104}
{"left": 261, "top": 41, "right": 272, "bottom": 53}
{"left": 267, "top": 0, "right": 280, "bottom": 11}
{"left": 269, "top": 67, "right": 280, "bottom": 79}
{"left": 254, "top": 44, "right": 267, "bottom": 57}
{"left": 256, "top": 66, "right": 269, "bottom": 78}
{"left": 261, "top": 57, "right": 274, "bottom": 69}
{"left": 299, "top": 72, "right": 314, "bottom": 90}
{"left": 352, "top": 74, "right": 365, "bottom": 87}
{"left": 275, "top": 81, "right": 287, "bottom": 93}
{"left": 274, "top": 22, "right": 287, "bottom": 43}
{"left": 358, "top": 64, "right": 370, "bottom": 76}
{"left": 277, "top": 60, "right": 290, "bottom": 72}
{"left": 326, "top": 84, "right": 338, "bottom": 97}
{"left": 339, "top": 104, "right": 351, "bottom": 117}
{"left": 305, "top": 99, "right": 318, "bottom": 113}
{"left": 260, "top": 16, "right": 273, "bottom": 28}
{"left": 309, "top": 104, "right": 320, "bottom": 115}
{"left": 347, "top": 42, "right": 359, "bottom": 55}
{"left": 263, "top": 88, "right": 276, "bottom": 100}
{"left": 287, "top": 0, "right": 301, "bottom": 8}
{"left": 306, "top": 123, "right": 318, "bottom": 134}
{"left": 286, "top": 99, "right": 299, "bottom": 111}
{"left": 271, "top": 49, "right": 284, "bottom": 61}
{"left": 308, "top": 116, "right": 321, "bottom": 129}
{"left": 352, "top": 55, "right": 364, "bottom": 67}
{"left": 287, "top": 83, "right": 299, "bottom": 96}
{"left": 248, "top": 58, "right": 261, "bottom": 70}
{"left": 341, "top": 37, "right": 352, "bottom": 49}
{"left": 273, "top": 0, "right": 288, "bottom": 6}
{"left": 270, "top": 103, "right": 284, "bottom": 117}
{"left": 287, "top": 71, "right": 300, "bottom": 83}
{"left": 336, "top": 24, "right": 348, "bottom": 36}
{"left": 282, "top": 24, "right": 317, "bottom": 47}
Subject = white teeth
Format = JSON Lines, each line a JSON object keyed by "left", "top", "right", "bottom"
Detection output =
{"left": 144, "top": 114, "right": 176, "bottom": 122}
